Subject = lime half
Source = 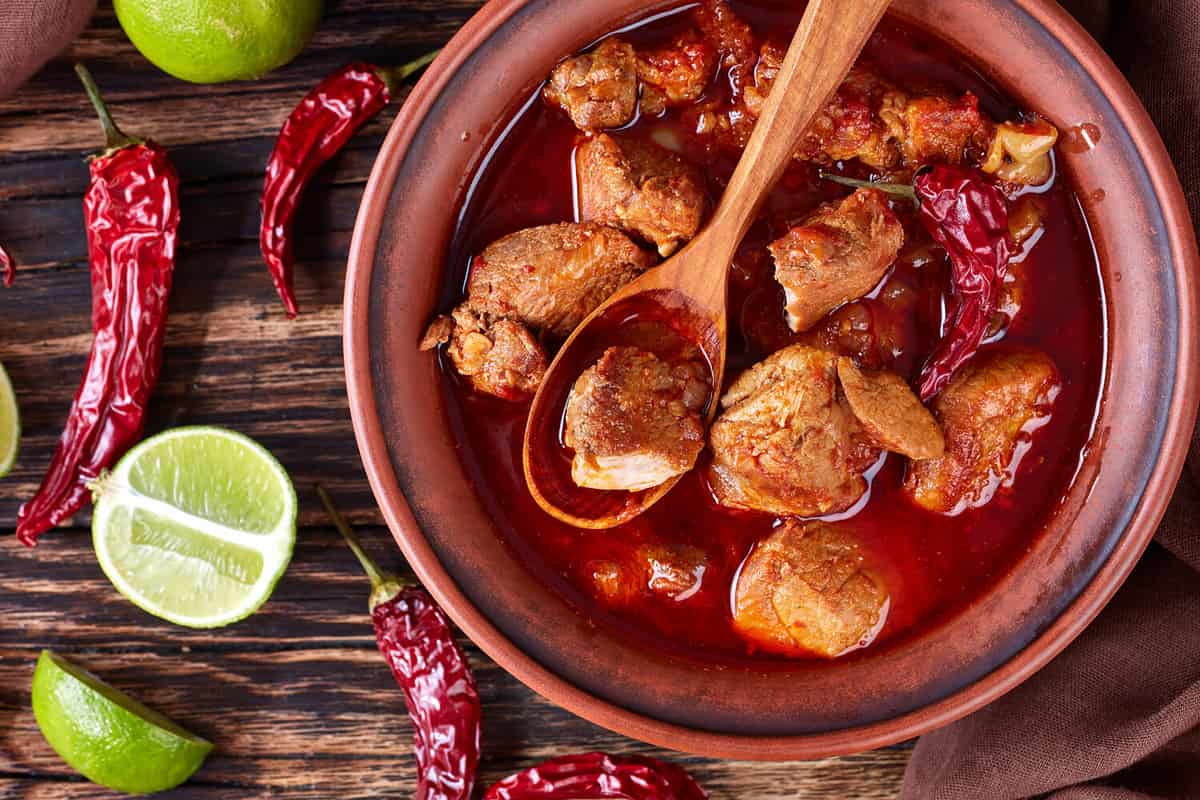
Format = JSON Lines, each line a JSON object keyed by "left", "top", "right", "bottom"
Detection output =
{"left": 0, "top": 362, "right": 17, "bottom": 477}
{"left": 93, "top": 426, "right": 297, "bottom": 628}
{"left": 32, "top": 650, "right": 213, "bottom": 794}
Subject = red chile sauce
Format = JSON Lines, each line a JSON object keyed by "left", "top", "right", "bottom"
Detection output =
{"left": 436, "top": 1, "right": 1106, "bottom": 664}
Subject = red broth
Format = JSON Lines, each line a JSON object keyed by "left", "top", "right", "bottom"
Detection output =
{"left": 435, "top": 1, "right": 1105, "bottom": 665}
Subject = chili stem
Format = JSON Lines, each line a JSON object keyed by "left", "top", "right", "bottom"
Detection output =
{"left": 316, "top": 484, "right": 407, "bottom": 608}
{"left": 75, "top": 64, "right": 141, "bottom": 154}
{"left": 819, "top": 171, "right": 918, "bottom": 203}
{"left": 376, "top": 49, "right": 441, "bottom": 95}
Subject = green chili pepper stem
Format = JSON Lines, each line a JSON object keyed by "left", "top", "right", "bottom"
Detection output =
{"left": 819, "top": 171, "right": 918, "bottom": 203}
{"left": 74, "top": 64, "right": 142, "bottom": 156}
{"left": 376, "top": 49, "right": 441, "bottom": 95}
{"left": 316, "top": 484, "right": 406, "bottom": 610}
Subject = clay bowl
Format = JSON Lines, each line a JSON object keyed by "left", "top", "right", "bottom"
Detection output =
{"left": 345, "top": 0, "right": 1200, "bottom": 759}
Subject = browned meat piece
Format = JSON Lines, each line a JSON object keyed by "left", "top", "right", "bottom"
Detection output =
{"left": 467, "top": 222, "right": 655, "bottom": 338}
{"left": 564, "top": 347, "right": 708, "bottom": 491}
{"left": 797, "top": 65, "right": 900, "bottom": 170}
{"left": 982, "top": 116, "right": 1059, "bottom": 185}
{"left": 798, "top": 270, "right": 921, "bottom": 372}
{"left": 544, "top": 38, "right": 638, "bottom": 130}
{"left": 638, "top": 543, "right": 707, "bottom": 600}
{"left": 743, "top": 53, "right": 900, "bottom": 169}
{"left": 576, "top": 134, "right": 708, "bottom": 257}
{"left": 988, "top": 195, "right": 1047, "bottom": 337}
{"left": 733, "top": 521, "right": 888, "bottom": 658}
{"left": 424, "top": 223, "right": 653, "bottom": 400}
{"left": 708, "top": 345, "right": 935, "bottom": 516}
{"left": 837, "top": 358, "right": 943, "bottom": 459}
{"left": 1007, "top": 194, "right": 1048, "bottom": 250}
{"left": 880, "top": 92, "right": 994, "bottom": 168}
{"left": 707, "top": 345, "right": 879, "bottom": 517}
{"left": 802, "top": 86, "right": 897, "bottom": 169}
{"left": 694, "top": 0, "right": 757, "bottom": 72}
{"left": 768, "top": 188, "right": 904, "bottom": 333}
{"left": 740, "top": 41, "right": 783, "bottom": 118}
{"left": 904, "top": 349, "right": 1059, "bottom": 513}
{"left": 588, "top": 543, "right": 709, "bottom": 605}
{"left": 421, "top": 304, "right": 547, "bottom": 401}
{"left": 590, "top": 559, "right": 638, "bottom": 605}
{"left": 418, "top": 315, "right": 454, "bottom": 351}
{"left": 637, "top": 32, "right": 719, "bottom": 116}
{"left": 741, "top": 53, "right": 993, "bottom": 172}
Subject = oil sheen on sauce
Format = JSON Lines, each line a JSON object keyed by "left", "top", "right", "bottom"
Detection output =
{"left": 436, "top": 0, "right": 1106, "bottom": 665}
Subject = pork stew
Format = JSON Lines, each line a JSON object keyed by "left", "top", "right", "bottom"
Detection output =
{"left": 423, "top": 0, "right": 1105, "bottom": 663}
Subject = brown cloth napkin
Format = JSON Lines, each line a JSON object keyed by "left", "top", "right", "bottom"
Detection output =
{"left": 903, "top": 3, "right": 1200, "bottom": 797}
{"left": 0, "top": 0, "right": 97, "bottom": 99}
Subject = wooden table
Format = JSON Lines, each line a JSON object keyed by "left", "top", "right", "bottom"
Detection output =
{"left": 0, "top": 3, "right": 911, "bottom": 796}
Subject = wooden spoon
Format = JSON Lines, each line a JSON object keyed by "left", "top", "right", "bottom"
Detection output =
{"left": 523, "top": 0, "right": 892, "bottom": 529}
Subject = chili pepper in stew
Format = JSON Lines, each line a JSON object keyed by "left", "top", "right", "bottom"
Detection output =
{"left": 261, "top": 50, "right": 439, "bottom": 318}
{"left": 317, "top": 486, "right": 481, "bottom": 800}
{"left": 1, "top": 244, "right": 13, "bottom": 287}
{"left": 16, "top": 65, "right": 179, "bottom": 547}
{"left": 484, "top": 752, "right": 709, "bottom": 800}
{"left": 823, "top": 165, "right": 1011, "bottom": 400}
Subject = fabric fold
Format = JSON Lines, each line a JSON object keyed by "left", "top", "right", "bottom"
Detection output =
{"left": 0, "top": 0, "right": 97, "bottom": 100}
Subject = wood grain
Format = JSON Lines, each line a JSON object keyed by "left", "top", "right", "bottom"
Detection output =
{"left": 0, "top": 530, "right": 910, "bottom": 799}
{"left": 0, "top": 1, "right": 911, "bottom": 796}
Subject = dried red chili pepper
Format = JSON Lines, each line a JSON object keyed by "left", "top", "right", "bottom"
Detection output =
{"left": 261, "top": 50, "right": 439, "bottom": 318}
{"left": 16, "top": 65, "right": 179, "bottom": 547}
{"left": 1, "top": 244, "right": 13, "bottom": 287}
{"left": 823, "top": 165, "right": 1011, "bottom": 400}
{"left": 910, "top": 165, "right": 1011, "bottom": 399}
{"left": 317, "top": 486, "right": 480, "bottom": 800}
{"left": 484, "top": 752, "right": 709, "bottom": 800}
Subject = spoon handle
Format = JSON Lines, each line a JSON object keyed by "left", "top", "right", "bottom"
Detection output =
{"left": 713, "top": 0, "right": 891, "bottom": 240}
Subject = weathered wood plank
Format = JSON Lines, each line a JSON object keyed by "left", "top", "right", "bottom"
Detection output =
{"left": 0, "top": 158, "right": 382, "bottom": 527}
{"left": 0, "top": 526, "right": 407, "bottom": 650}
{"left": 0, "top": 305, "right": 380, "bottom": 529}
{"left": 0, "top": 3, "right": 488, "bottom": 530}
{"left": 1, "top": 753, "right": 910, "bottom": 800}
{"left": 0, "top": 650, "right": 912, "bottom": 797}
{"left": 0, "top": 4, "right": 481, "bottom": 155}
{"left": 0, "top": 529, "right": 910, "bottom": 798}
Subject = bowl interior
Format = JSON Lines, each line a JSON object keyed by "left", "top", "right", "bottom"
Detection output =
{"left": 350, "top": 0, "right": 1188, "bottom": 750}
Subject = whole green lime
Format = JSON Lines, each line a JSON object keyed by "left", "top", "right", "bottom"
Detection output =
{"left": 113, "top": 0, "right": 324, "bottom": 84}
{"left": 32, "top": 651, "right": 213, "bottom": 794}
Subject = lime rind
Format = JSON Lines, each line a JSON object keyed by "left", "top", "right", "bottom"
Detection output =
{"left": 0, "top": 362, "right": 19, "bottom": 478}
{"left": 92, "top": 426, "right": 297, "bottom": 629}
{"left": 37, "top": 651, "right": 207, "bottom": 743}
{"left": 112, "top": 0, "right": 323, "bottom": 84}
{"left": 32, "top": 650, "right": 212, "bottom": 794}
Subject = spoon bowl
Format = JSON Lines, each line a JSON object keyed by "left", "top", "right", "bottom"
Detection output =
{"left": 523, "top": 277, "right": 724, "bottom": 529}
{"left": 523, "top": 0, "right": 892, "bottom": 527}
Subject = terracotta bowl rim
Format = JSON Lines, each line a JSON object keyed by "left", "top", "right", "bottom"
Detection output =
{"left": 344, "top": 0, "right": 1200, "bottom": 759}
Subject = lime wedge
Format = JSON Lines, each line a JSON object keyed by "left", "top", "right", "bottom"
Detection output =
{"left": 32, "top": 650, "right": 213, "bottom": 794}
{"left": 92, "top": 426, "right": 296, "bottom": 628}
{"left": 0, "top": 362, "right": 19, "bottom": 477}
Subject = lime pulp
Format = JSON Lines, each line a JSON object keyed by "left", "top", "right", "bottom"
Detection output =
{"left": 92, "top": 426, "right": 297, "bottom": 628}
{"left": 0, "top": 362, "right": 18, "bottom": 477}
